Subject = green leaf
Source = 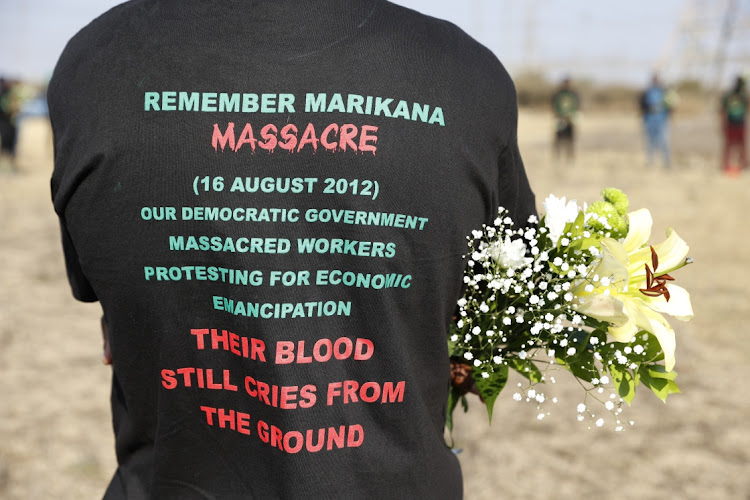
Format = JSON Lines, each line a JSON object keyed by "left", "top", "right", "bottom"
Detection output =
{"left": 472, "top": 364, "right": 509, "bottom": 424}
{"left": 557, "top": 349, "right": 600, "bottom": 383}
{"left": 647, "top": 365, "right": 678, "bottom": 381}
{"left": 460, "top": 394, "right": 469, "bottom": 412}
{"left": 640, "top": 368, "right": 681, "bottom": 402}
{"left": 642, "top": 333, "right": 666, "bottom": 362}
{"left": 562, "top": 210, "right": 587, "bottom": 245}
{"left": 509, "top": 358, "right": 543, "bottom": 383}
{"left": 609, "top": 365, "right": 637, "bottom": 405}
{"left": 445, "top": 386, "right": 465, "bottom": 434}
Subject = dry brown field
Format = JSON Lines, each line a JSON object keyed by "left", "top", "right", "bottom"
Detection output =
{"left": 1, "top": 107, "right": 748, "bottom": 499}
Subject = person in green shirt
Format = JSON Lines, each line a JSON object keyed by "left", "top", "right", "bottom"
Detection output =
{"left": 720, "top": 75, "right": 748, "bottom": 173}
{"left": 551, "top": 77, "right": 580, "bottom": 163}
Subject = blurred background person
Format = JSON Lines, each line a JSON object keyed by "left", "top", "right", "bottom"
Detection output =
{"left": 0, "top": 77, "right": 19, "bottom": 171}
{"left": 639, "top": 73, "right": 674, "bottom": 169}
{"left": 551, "top": 76, "right": 580, "bottom": 164}
{"left": 720, "top": 74, "right": 748, "bottom": 175}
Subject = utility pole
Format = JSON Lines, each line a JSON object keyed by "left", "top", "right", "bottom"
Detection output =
{"left": 658, "top": 0, "right": 750, "bottom": 91}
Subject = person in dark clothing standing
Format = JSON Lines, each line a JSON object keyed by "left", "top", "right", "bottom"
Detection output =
{"left": 551, "top": 77, "right": 580, "bottom": 163}
{"left": 49, "top": 1, "right": 536, "bottom": 498}
{"left": 0, "top": 78, "right": 19, "bottom": 170}
{"left": 720, "top": 75, "right": 748, "bottom": 174}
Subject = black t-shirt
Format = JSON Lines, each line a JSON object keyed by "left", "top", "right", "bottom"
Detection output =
{"left": 49, "top": 1, "right": 535, "bottom": 498}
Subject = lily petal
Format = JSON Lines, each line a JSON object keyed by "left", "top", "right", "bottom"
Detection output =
{"left": 608, "top": 318, "right": 639, "bottom": 343}
{"left": 576, "top": 295, "right": 629, "bottom": 326}
{"left": 651, "top": 228, "right": 690, "bottom": 272}
{"left": 597, "top": 238, "right": 630, "bottom": 284}
{"left": 623, "top": 209, "right": 652, "bottom": 253}
{"left": 647, "top": 284, "right": 694, "bottom": 321}
{"left": 628, "top": 227, "right": 689, "bottom": 278}
{"left": 639, "top": 307, "right": 677, "bottom": 372}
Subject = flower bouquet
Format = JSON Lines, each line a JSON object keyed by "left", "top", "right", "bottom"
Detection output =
{"left": 447, "top": 188, "right": 693, "bottom": 432}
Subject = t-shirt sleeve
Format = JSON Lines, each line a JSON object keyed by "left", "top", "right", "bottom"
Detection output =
{"left": 495, "top": 78, "right": 536, "bottom": 228}
{"left": 59, "top": 219, "right": 98, "bottom": 303}
{"left": 497, "top": 139, "right": 536, "bottom": 227}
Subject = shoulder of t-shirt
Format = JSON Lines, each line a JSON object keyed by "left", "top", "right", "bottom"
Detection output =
{"left": 49, "top": 0, "right": 147, "bottom": 89}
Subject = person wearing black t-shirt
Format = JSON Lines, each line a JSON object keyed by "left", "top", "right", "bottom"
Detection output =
{"left": 49, "top": 1, "right": 535, "bottom": 498}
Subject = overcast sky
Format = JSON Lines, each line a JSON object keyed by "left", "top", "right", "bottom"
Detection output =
{"left": 0, "top": 0, "right": 742, "bottom": 86}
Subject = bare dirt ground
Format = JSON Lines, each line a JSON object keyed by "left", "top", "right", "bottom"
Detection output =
{"left": 1, "top": 109, "right": 748, "bottom": 499}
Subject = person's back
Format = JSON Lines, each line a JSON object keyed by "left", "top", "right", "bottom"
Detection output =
{"left": 49, "top": 1, "right": 535, "bottom": 498}
{"left": 722, "top": 86, "right": 747, "bottom": 126}
{"left": 641, "top": 84, "right": 668, "bottom": 122}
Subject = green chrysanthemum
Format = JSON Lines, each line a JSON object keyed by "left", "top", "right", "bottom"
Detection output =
{"left": 587, "top": 201, "right": 628, "bottom": 238}
{"left": 601, "top": 188, "right": 629, "bottom": 216}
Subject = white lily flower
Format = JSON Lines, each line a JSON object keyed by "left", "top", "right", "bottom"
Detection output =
{"left": 572, "top": 209, "right": 693, "bottom": 371}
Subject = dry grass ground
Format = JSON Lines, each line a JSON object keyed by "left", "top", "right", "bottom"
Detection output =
{"left": 1, "top": 109, "right": 748, "bottom": 499}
